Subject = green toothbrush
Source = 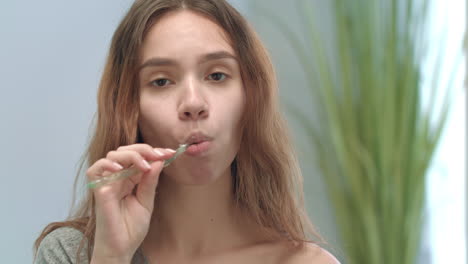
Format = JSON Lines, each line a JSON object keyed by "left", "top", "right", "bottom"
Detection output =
{"left": 87, "top": 144, "right": 189, "bottom": 189}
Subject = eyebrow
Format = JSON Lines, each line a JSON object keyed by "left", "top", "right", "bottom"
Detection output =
{"left": 138, "top": 51, "right": 238, "bottom": 72}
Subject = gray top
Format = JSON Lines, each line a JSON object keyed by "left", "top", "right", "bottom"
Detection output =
{"left": 34, "top": 227, "right": 148, "bottom": 264}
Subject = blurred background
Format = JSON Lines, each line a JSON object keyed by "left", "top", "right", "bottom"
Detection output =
{"left": 0, "top": 0, "right": 465, "bottom": 263}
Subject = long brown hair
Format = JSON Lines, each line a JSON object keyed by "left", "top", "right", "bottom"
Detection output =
{"left": 34, "top": 0, "right": 324, "bottom": 261}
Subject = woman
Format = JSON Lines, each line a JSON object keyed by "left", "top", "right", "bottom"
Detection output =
{"left": 34, "top": 0, "right": 339, "bottom": 263}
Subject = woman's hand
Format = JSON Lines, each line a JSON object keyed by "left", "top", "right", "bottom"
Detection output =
{"left": 87, "top": 144, "right": 175, "bottom": 263}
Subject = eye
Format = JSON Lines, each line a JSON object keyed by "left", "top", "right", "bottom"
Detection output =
{"left": 207, "top": 72, "right": 227, "bottom": 82}
{"left": 150, "top": 78, "right": 172, "bottom": 87}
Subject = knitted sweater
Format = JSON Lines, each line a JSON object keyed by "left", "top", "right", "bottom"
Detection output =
{"left": 34, "top": 227, "right": 148, "bottom": 264}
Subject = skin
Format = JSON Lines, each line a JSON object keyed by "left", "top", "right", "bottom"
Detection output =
{"left": 87, "top": 10, "right": 339, "bottom": 264}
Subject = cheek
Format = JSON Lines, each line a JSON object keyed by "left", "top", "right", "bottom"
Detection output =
{"left": 220, "top": 90, "right": 245, "bottom": 160}
{"left": 230, "top": 86, "right": 246, "bottom": 125}
{"left": 218, "top": 87, "right": 245, "bottom": 135}
{"left": 138, "top": 95, "right": 172, "bottom": 142}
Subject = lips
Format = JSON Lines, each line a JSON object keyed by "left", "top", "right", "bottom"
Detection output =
{"left": 184, "top": 132, "right": 211, "bottom": 145}
{"left": 183, "top": 132, "right": 213, "bottom": 156}
{"left": 185, "top": 141, "right": 211, "bottom": 156}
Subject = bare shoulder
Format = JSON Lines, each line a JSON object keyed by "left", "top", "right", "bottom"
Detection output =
{"left": 277, "top": 242, "right": 340, "bottom": 264}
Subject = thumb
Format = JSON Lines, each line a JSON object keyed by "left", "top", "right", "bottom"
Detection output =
{"left": 135, "top": 160, "right": 163, "bottom": 212}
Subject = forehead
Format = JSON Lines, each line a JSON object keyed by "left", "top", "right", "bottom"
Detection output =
{"left": 140, "top": 10, "right": 235, "bottom": 63}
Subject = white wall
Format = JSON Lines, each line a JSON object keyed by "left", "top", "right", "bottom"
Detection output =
{"left": 0, "top": 1, "right": 133, "bottom": 262}
{"left": 423, "top": 0, "right": 466, "bottom": 263}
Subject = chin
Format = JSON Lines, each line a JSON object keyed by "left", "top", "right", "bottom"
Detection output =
{"left": 163, "top": 162, "right": 231, "bottom": 186}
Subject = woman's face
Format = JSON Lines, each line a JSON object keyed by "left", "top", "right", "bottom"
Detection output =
{"left": 137, "top": 10, "right": 245, "bottom": 185}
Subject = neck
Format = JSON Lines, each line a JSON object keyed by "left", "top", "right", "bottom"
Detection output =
{"left": 142, "top": 167, "right": 260, "bottom": 258}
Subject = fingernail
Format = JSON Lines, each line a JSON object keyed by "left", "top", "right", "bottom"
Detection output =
{"left": 143, "top": 160, "right": 151, "bottom": 169}
{"left": 153, "top": 148, "right": 164, "bottom": 156}
{"left": 113, "top": 162, "right": 124, "bottom": 169}
{"left": 165, "top": 148, "right": 176, "bottom": 153}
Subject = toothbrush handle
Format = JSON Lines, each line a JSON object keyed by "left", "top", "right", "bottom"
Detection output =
{"left": 87, "top": 166, "right": 140, "bottom": 189}
{"left": 87, "top": 159, "right": 175, "bottom": 189}
{"left": 87, "top": 144, "right": 188, "bottom": 189}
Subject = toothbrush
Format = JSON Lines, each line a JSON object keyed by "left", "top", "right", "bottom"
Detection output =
{"left": 87, "top": 143, "right": 189, "bottom": 189}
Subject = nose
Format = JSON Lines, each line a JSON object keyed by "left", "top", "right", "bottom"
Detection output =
{"left": 178, "top": 78, "right": 209, "bottom": 121}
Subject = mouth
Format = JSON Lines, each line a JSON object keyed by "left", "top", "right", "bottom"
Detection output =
{"left": 183, "top": 132, "right": 213, "bottom": 156}
{"left": 184, "top": 132, "right": 211, "bottom": 145}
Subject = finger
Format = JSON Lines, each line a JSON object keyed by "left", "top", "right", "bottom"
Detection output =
{"left": 86, "top": 158, "right": 124, "bottom": 180}
{"left": 117, "top": 144, "right": 176, "bottom": 162}
{"left": 88, "top": 159, "right": 137, "bottom": 203}
{"left": 135, "top": 160, "right": 164, "bottom": 212}
{"left": 106, "top": 150, "right": 152, "bottom": 173}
